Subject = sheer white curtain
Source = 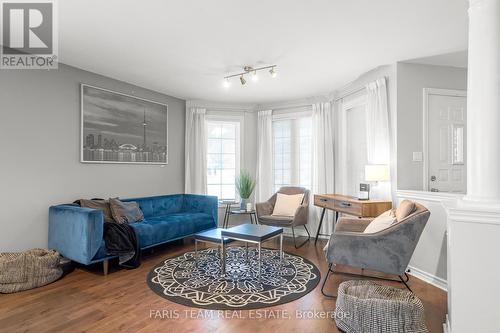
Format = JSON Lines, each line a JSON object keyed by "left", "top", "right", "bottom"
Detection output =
{"left": 365, "top": 77, "right": 391, "bottom": 199}
{"left": 312, "top": 102, "right": 335, "bottom": 235}
{"left": 255, "top": 110, "right": 274, "bottom": 202}
{"left": 185, "top": 107, "right": 207, "bottom": 194}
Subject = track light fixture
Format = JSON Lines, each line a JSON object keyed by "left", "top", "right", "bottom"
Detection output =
{"left": 269, "top": 67, "right": 277, "bottom": 78}
{"left": 223, "top": 65, "right": 277, "bottom": 88}
{"left": 251, "top": 70, "right": 258, "bottom": 82}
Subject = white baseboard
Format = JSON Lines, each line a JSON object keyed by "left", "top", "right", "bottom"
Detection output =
{"left": 443, "top": 314, "right": 451, "bottom": 333}
{"left": 407, "top": 265, "right": 447, "bottom": 291}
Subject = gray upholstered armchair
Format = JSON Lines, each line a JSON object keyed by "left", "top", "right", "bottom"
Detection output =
{"left": 256, "top": 186, "right": 311, "bottom": 248}
{"left": 321, "top": 201, "right": 430, "bottom": 296}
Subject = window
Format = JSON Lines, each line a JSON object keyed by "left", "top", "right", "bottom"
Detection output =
{"left": 206, "top": 120, "right": 240, "bottom": 200}
{"left": 345, "top": 104, "right": 368, "bottom": 196}
{"left": 273, "top": 115, "right": 312, "bottom": 192}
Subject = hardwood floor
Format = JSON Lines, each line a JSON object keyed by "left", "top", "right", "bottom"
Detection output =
{"left": 0, "top": 237, "right": 447, "bottom": 333}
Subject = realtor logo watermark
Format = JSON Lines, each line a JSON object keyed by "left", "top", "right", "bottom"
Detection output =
{"left": 0, "top": 0, "right": 58, "bottom": 69}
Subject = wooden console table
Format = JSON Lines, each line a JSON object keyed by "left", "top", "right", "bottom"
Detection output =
{"left": 313, "top": 194, "right": 392, "bottom": 244}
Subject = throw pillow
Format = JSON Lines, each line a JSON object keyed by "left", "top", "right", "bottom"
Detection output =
{"left": 272, "top": 193, "right": 304, "bottom": 216}
{"left": 363, "top": 210, "right": 397, "bottom": 234}
{"left": 396, "top": 200, "right": 416, "bottom": 221}
{"left": 109, "top": 198, "right": 144, "bottom": 224}
{"left": 80, "top": 199, "right": 115, "bottom": 223}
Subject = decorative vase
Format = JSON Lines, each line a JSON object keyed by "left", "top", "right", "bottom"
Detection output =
{"left": 246, "top": 202, "right": 252, "bottom": 212}
{"left": 240, "top": 199, "right": 247, "bottom": 211}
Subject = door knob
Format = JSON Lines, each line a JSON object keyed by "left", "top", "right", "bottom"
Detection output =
{"left": 430, "top": 175, "right": 437, "bottom": 181}
{"left": 430, "top": 188, "right": 440, "bottom": 192}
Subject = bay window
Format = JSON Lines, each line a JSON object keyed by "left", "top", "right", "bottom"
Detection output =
{"left": 273, "top": 114, "right": 312, "bottom": 192}
{"left": 206, "top": 120, "right": 240, "bottom": 200}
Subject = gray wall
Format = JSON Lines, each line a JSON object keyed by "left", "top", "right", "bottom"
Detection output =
{"left": 395, "top": 63, "right": 467, "bottom": 284}
{"left": 0, "top": 64, "right": 186, "bottom": 252}
{"left": 396, "top": 62, "right": 467, "bottom": 190}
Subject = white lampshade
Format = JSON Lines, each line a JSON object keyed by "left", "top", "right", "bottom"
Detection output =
{"left": 365, "top": 164, "right": 390, "bottom": 182}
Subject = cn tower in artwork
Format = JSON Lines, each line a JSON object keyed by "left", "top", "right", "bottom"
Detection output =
{"left": 142, "top": 109, "right": 147, "bottom": 150}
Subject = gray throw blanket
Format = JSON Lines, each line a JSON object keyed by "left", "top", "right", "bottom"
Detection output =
{"left": 103, "top": 222, "right": 141, "bottom": 268}
{"left": 75, "top": 199, "right": 141, "bottom": 268}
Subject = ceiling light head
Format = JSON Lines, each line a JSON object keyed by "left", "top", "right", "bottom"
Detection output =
{"left": 269, "top": 67, "right": 277, "bottom": 78}
{"left": 223, "top": 78, "right": 230, "bottom": 88}
{"left": 251, "top": 70, "right": 258, "bottom": 82}
{"left": 240, "top": 75, "right": 246, "bottom": 85}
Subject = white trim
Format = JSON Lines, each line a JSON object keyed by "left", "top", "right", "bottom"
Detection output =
{"left": 272, "top": 110, "right": 312, "bottom": 120}
{"left": 396, "top": 190, "right": 464, "bottom": 203}
{"left": 80, "top": 83, "right": 169, "bottom": 165}
{"left": 443, "top": 315, "right": 451, "bottom": 333}
{"left": 444, "top": 199, "right": 500, "bottom": 226}
{"left": 187, "top": 100, "right": 254, "bottom": 113}
{"left": 422, "top": 88, "right": 467, "bottom": 191}
{"left": 342, "top": 93, "right": 367, "bottom": 109}
{"left": 407, "top": 265, "right": 448, "bottom": 291}
{"left": 256, "top": 96, "right": 329, "bottom": 111}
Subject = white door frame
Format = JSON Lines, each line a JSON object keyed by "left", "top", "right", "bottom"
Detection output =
{"left": 422, "top": 88, "right": 467, "bottom": 191}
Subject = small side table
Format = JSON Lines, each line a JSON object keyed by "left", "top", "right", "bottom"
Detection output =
{"left": 224, "top": 209, "right": 258, "bottom": 228}
{"left": 220, "top": 200, "right": 237, "bottom": 228}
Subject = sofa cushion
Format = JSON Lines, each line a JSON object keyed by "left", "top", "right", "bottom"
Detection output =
{"left": 130, "top": 213, "right": 214, "bottom": 247}
{"left": 259, "top": 215, "right": 293, "bottom": 226}
{"left": 109, "top": 198, "right": 144, "bottom": 224}
{"left": 123, "top": 195, "right": 184, "bottom": 219}
{"left": 80, "top": 199, "right": 114, "bottom": 223}
{"left": 396, "top": 200, "right": 416, "bottom": 222}
{"left": 363, "top": 210, "right": 397, "bottom": 234}
{"left": 272, "top": 193, "right": 304, "bottom": 216}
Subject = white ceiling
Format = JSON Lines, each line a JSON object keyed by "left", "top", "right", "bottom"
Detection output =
{"left": 59, "top": 0, "right": 469, "bottom": 104}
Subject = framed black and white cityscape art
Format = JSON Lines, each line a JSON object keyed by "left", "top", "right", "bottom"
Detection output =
{"left": 80, "top": 84, "right": 168, "bottom": 164}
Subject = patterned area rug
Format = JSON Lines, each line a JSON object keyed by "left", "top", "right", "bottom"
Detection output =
{"left": 147, "top": 246, "right": 321, "bottom": 310}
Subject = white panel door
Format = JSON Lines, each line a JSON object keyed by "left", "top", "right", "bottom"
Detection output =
{"left": 427, "top": 93, "right": 467, "bottom": 193}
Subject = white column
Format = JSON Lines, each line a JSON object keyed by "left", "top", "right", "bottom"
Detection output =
{"left": 464, "top": 0, "right": 500, "bottom": 202}
{"left": 444, "top": 2, "right": 500, "bottom": 332}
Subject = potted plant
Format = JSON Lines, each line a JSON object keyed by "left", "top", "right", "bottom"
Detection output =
{"left": 235, "top": 169, "right": 256, "bottom": 211}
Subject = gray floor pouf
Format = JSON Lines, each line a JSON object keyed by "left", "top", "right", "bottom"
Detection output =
{"left": 335, "top": 280, "right": 428, "bottom": 333}
{"left": 0, "top": 249, "right": 63, "bottom": 293}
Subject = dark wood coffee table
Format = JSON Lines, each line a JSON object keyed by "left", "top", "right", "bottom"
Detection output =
{"left": 193, "top": 228, "right": 235, "bottom": 266}
{"left": 220, "top": 224, "right": 283, "bottom": 279}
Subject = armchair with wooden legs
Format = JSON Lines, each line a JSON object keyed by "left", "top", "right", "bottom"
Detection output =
{"left": 321, "top": 201, "right": 430, "bottom": 297}
{"left": 255, "top": 186, "right": 311, "bottom": 249}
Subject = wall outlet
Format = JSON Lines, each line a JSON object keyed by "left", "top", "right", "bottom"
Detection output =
{"left": 413, "top": 152, "right": 423, "bottom": 162}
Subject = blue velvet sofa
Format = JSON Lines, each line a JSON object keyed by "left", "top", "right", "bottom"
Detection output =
{"left": 48, "top": 194, "right": 218, "bottom": 266}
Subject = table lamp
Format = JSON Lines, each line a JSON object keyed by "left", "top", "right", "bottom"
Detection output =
{"left": 359, "top": 164, "right": 390, "bottom": 200}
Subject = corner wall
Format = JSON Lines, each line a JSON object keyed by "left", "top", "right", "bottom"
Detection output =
{"left": 0, "top": 64, "right": 186, "bottom": 252}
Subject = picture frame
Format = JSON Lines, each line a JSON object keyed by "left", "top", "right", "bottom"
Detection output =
{"left": 80, "top": 84, "right": 168, "bottom": 164}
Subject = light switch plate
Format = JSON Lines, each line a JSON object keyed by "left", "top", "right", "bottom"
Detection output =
{"left": 413, "top": 152, "right": 423, "bottom": 162}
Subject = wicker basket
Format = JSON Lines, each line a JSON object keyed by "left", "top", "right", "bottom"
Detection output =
{"left": 335, "top": 280, "right": 428, "bottom": 333}
{"left": 0, "top": 248, "right": 63, "bottom": 293}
